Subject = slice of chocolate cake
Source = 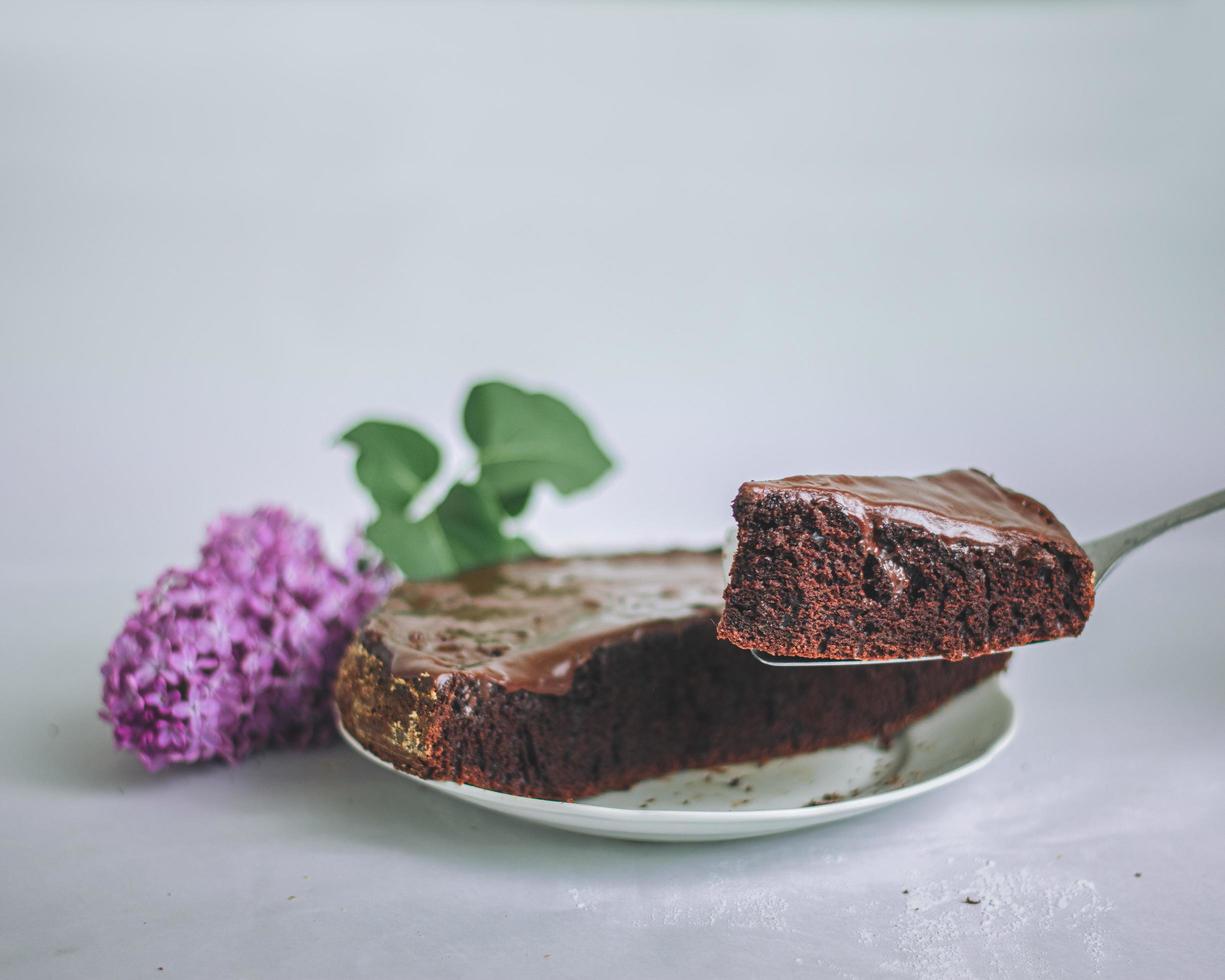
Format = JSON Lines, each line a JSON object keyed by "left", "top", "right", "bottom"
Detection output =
{"left": 335, "top": 551, "right": 1009, "bottom": 801}
{"left": 718, "top": 470, "right": 1095, "bottom": 662}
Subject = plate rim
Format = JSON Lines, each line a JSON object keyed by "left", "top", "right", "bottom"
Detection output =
{"left": 334, "top": 675, "right": 1016, "bottom": 825}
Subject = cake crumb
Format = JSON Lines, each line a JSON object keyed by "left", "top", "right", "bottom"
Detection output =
{"left": 963, "top": 897, "right": 981, "bottom": 905}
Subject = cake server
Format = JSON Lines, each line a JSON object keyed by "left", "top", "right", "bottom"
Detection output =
{"left": 729, "top": 487, "right": 1225, "bottom": 667}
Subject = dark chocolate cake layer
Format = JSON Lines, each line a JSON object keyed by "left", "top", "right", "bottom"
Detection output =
{"left": 718, "top": 470, "right": 1095, "bottom": 662}
{"left": 335, "top": 551, "right": 1010, "bottom": 801}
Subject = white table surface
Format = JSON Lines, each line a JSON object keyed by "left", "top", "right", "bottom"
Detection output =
{"left": 4, "top": 536, "right": 1225, "bottom": 979}
{"left": 3, "top": 1, "right": 1224, "bottom": 976}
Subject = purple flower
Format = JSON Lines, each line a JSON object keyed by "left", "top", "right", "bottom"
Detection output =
{"left": 101, "top": 507, "right": 392, "bottom": 771}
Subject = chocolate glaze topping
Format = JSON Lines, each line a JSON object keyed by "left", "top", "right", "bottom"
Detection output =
{"left": 361, "top": 551, "right": 723, "bottom": 696}
{"left": 741, "top": 469, "right": 1080, "bottom": 549}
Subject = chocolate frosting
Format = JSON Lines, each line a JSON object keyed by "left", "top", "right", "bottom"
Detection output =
{"left": 361, "top": 551, "right": 723, "bottom": 696}
{"left": 741, "top": 469, "right": 1081, "bottom": 549}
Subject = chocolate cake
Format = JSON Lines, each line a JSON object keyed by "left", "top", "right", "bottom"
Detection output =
{"left": 334, "top": 551, "right": 1009, "bottom": 801}
{"left": 718, "top": 470, "right": 1094, "bottom": 662}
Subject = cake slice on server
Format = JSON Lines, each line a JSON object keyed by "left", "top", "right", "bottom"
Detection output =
{"left": 718, "top": 470, "right": 1095, "bottom": 662}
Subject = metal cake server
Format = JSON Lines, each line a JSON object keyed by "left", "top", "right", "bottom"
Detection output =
{"left": 731, "top": 487, "right": 1225, "bottom": 668}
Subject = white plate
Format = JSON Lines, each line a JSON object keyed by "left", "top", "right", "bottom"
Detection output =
{"left": 336, "top": 677, "right": 1015, "bottom": 843}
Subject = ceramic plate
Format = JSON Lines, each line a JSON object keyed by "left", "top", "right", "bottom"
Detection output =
{"left": 336, "top": 677, "right": 1016, "bottom": 843}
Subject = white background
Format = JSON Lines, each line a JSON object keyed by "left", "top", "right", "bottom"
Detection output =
{"left": 2, "top": 1, "right": 1223, "bottom": 977}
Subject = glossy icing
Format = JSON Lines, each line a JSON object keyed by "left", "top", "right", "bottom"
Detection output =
{"left": 361, "top": 551, "right": 723, "bottom": 695}
{"left": 740, "top": 469, "right": 1080, "bottom": 548}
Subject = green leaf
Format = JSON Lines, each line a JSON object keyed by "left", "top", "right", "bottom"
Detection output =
{"left": 343, "top": 381, "right": 610, "bottom": 582}
{"left": 365, "top": 484, "right": 536, "bottom": 582}
{"left": 434, "top": 483, "right": 514, "bottom": 569}
{"left": 491, "top": 485, "right": 533, "bottom": 518}
{"left": 464, "top": 381, "right": 613, "bottom": 500}
{"left": 340, "top": 421, "right": 441, "bottom": 515}
{"left": 366, "top": 512, "right": 458, "bottom": 582}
